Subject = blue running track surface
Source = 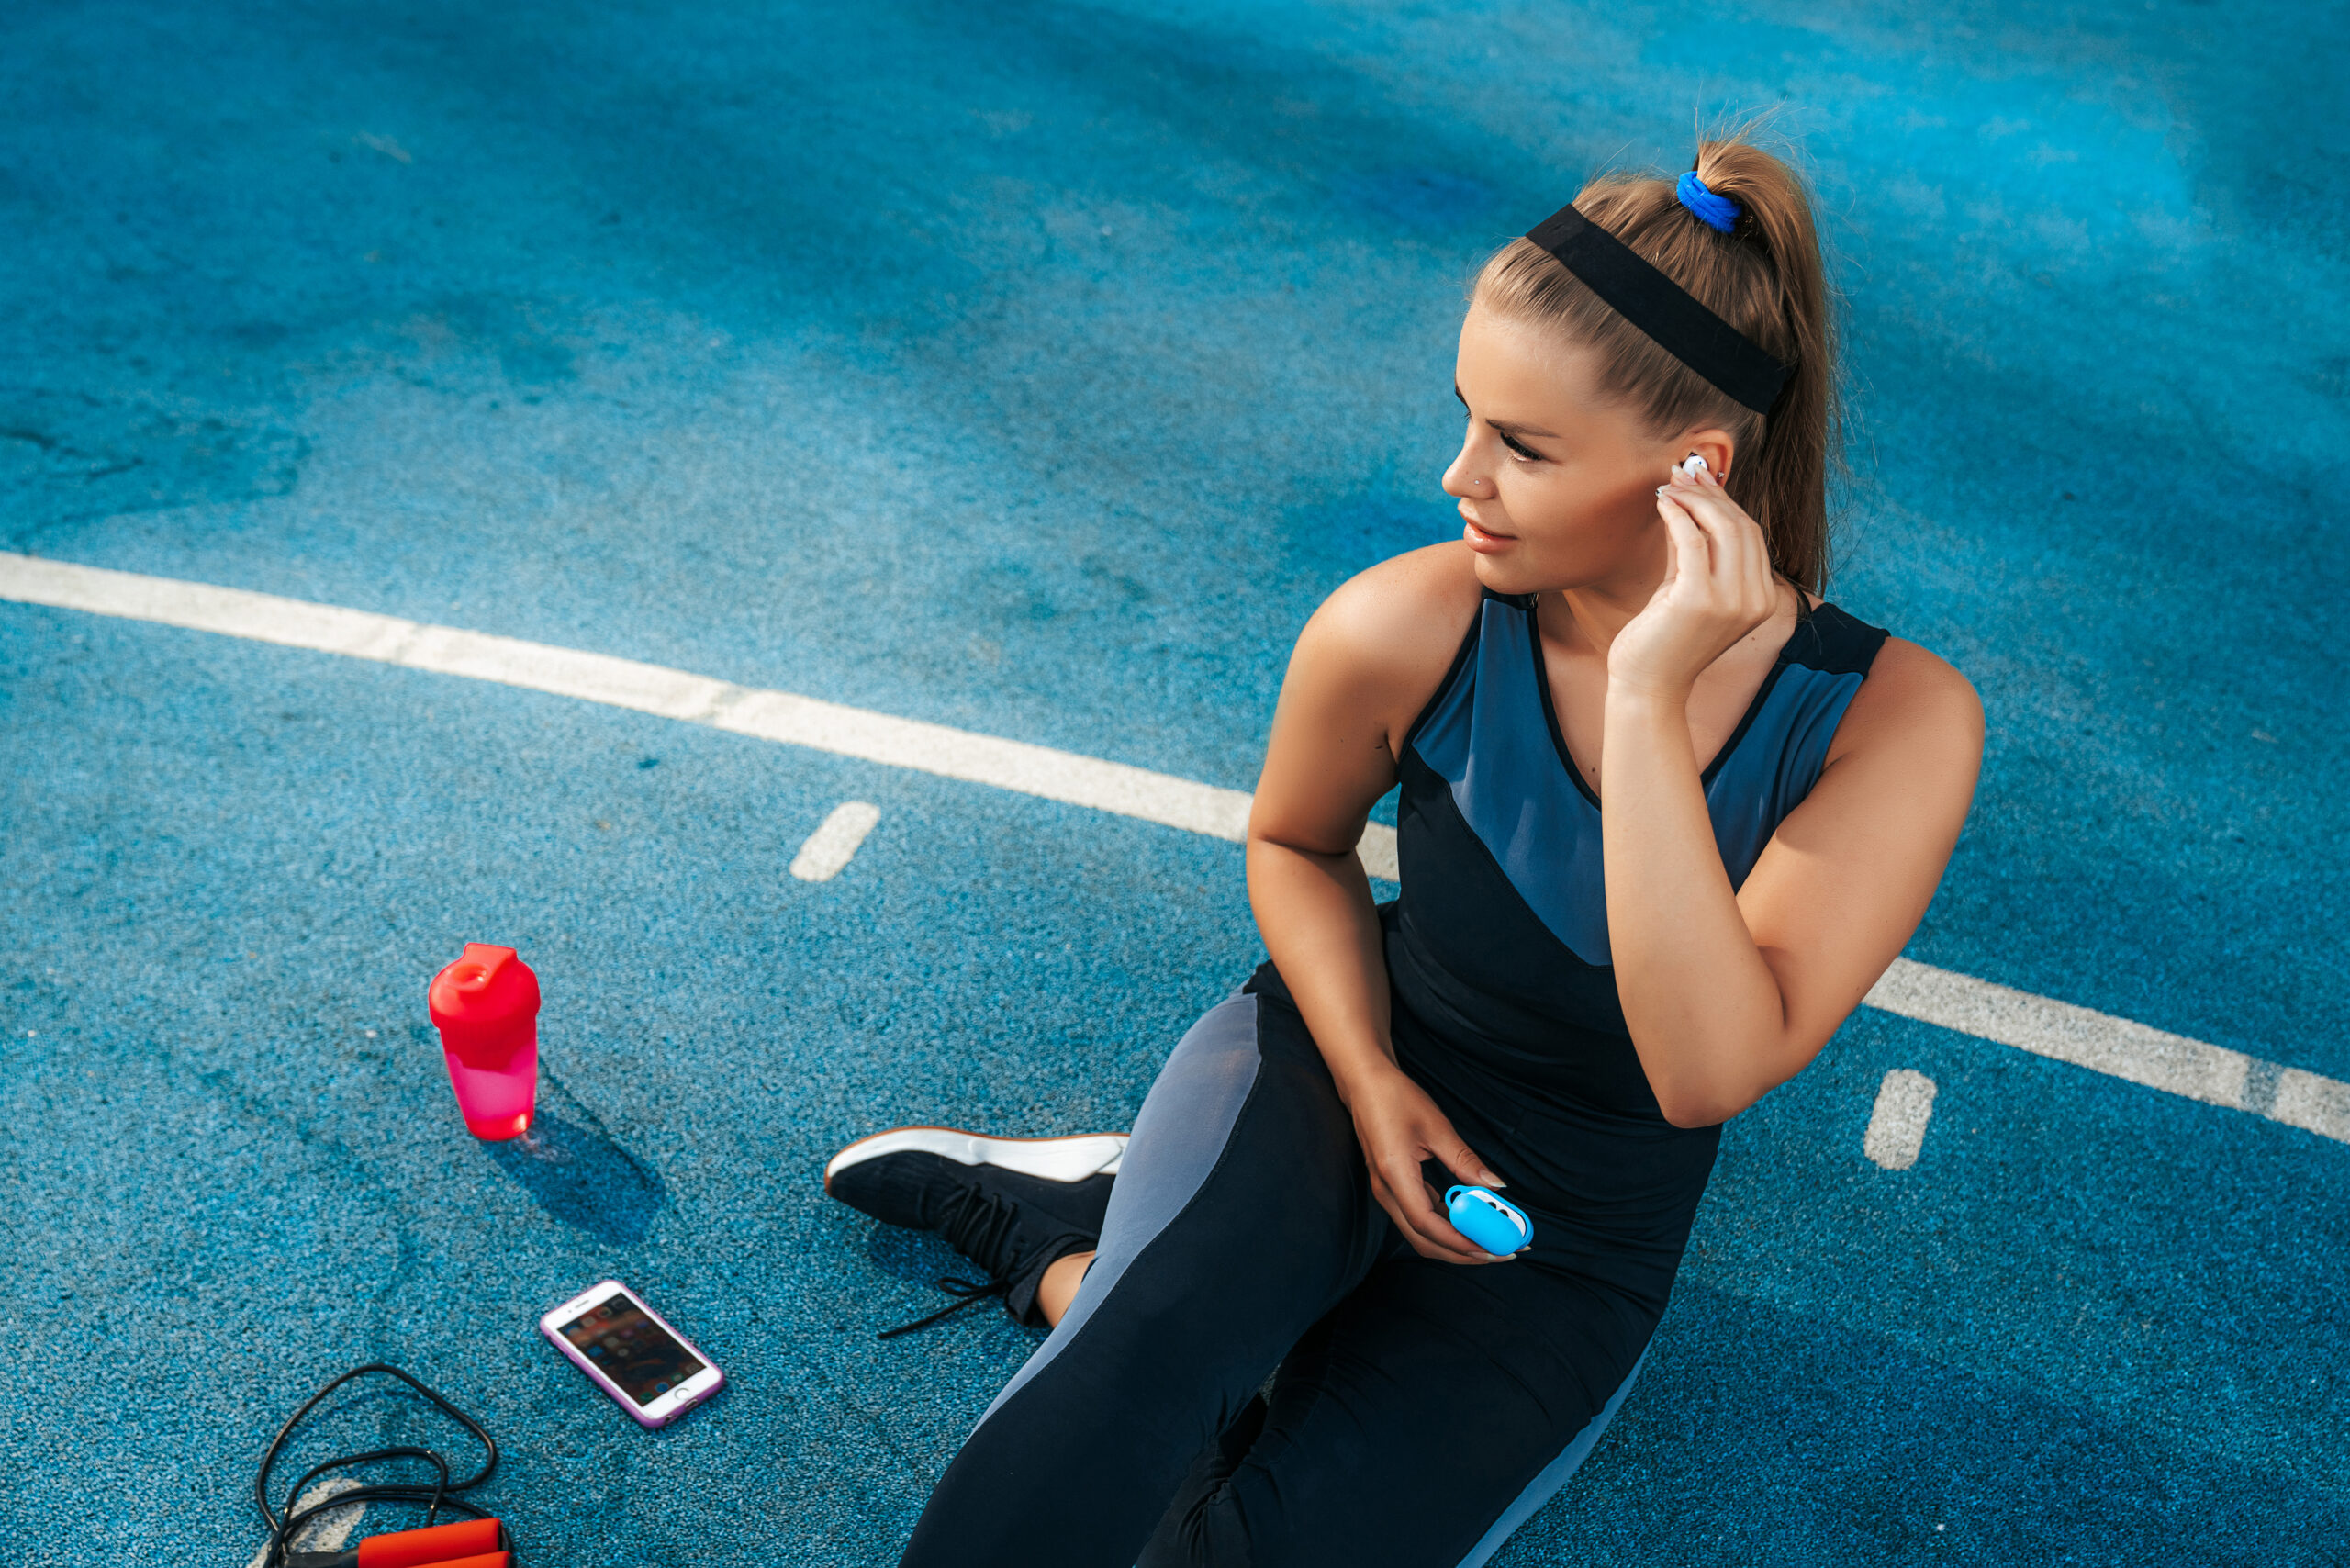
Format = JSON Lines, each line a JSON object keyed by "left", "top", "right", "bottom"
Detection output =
{"left": 3, "top": 2, "right": 2344, "bottom": 1562}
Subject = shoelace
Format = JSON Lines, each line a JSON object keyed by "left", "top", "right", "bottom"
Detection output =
{"left": 937, "top": 1187, "right": 1023, "bottom": 1275}
{"left": 872, "top": 1185, "right": 1027, "bottom": 1338}
{"left": 874, "top": 1181, "right": 1095, "bottom": 1338}
{"left": 878, "top": 1276, "right": 1010, "bottom": 1339}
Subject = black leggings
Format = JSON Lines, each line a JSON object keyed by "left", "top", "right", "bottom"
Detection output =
{"left": 899, "top": 988, "right": 1661, "bottom": 1568}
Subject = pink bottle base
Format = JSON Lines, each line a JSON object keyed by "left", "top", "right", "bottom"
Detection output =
{"left": 464, "top": 1108, "right": 534, "bottom": 1140}
{"left": 444, "top": 1045, "right": 539, "bottom": 1142}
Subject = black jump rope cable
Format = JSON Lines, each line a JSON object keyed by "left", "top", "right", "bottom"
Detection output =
{"left": 252, "top": 1363, "right": 512, "bottom": 1568}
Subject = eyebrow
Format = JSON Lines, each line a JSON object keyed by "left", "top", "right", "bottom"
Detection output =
{"left": 1453, "top": 382, "right": 1560, "bottom": 441}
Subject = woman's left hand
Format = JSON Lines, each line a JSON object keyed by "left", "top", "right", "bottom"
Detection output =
{"left": 1606, "top": 461, "right": 1783, "bottom": 701}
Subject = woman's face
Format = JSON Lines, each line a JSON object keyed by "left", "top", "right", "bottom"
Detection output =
{"left": 1442, "top": 302, "right": 1733, "bottom": 599}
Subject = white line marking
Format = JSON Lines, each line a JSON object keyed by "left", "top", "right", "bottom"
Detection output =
{"left": 242, "top": 1476, "right": 364, "bottom": 1568}
{"left": 1863, "top": 1068, "right": 1938, "bottom": 1170}
{"left": 790, "top": 801, "right": 882, "bottom": 882}
{"left": 6, "top": 552, "right": 2344, "bottom": 1147}
{"left": 0, "top": 553, "right": 1260, "bottom": 843}
{"left": 1862, "top": 958, "right": 2347, "bottom": 1142}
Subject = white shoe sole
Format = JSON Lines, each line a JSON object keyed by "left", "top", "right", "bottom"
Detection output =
{"left": 822, "top": 1125, "right": 1128, "bottom": 1193}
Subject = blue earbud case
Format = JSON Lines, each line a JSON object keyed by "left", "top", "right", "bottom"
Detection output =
{"left": 1443, "top": 1185, "right": 1534, "bottom": 1255}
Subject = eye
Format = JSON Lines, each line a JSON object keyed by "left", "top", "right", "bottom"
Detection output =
{"left": 1499, "top": 431, "right": 1543, "bottom": 463}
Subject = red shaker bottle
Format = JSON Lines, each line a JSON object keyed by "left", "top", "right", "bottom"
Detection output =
{"left": 427, "top": 944, "right": 541, "bottom": 1140}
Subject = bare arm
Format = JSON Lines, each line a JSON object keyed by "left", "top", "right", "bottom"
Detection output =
{"left": 1247, "top": 547, "right": 1510, "bottom": 1262}
{"left": 1602, "top": 464, "right": 1984, "bottom": 1127}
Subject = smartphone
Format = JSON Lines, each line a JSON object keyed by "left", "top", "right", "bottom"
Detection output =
{"left": 540, "top": 1280, "right": 724, "bottom": 1428}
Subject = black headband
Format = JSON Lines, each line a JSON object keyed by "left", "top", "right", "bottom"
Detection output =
{"left": 1523, "top": 202, "right": 1791, "bottom": 415}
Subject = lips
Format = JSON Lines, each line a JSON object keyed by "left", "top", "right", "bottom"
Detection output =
{"left": 1460, "top": 510, "right": 1516, "bottom": 550}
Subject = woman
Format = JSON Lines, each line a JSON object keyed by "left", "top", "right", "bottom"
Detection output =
{"left": 824, "top": 130, "right": 1984, "bottom": 1566}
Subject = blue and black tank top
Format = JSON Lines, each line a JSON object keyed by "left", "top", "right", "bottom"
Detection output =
{"left": 1264, "top": 588, "right": 1888, "bottom": 1308}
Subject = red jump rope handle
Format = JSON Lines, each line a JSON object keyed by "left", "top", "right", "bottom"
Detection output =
{"left": 353, "top": 1518, "right": 504, "bottom": 1568}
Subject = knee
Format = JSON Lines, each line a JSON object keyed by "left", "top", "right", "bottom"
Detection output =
{"left": 1136, "top": 1450, "right": 1267, "bottom": 1568}
{"left": 1136, "top": 1500, "right": 1248, "bottom": 1568}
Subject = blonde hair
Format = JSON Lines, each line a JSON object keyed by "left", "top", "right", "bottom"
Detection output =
{"left": 1474, "top": 126, "right": 1839, "bottom": 592}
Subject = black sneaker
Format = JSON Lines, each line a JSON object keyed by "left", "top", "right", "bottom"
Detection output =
{"left": 824, "top": 1126, "right": 1127, "bottom": 1334}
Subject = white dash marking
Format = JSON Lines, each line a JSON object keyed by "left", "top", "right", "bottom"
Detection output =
{"left": 353, "top": 131, "right": 413, "bottom": 164}
{"left": 1863, "top": 1069, "right": 1938, "bottom": 1170}
{"left": 790, "top": 801, "right": 882, "bottom": 882}
{"left": 9, "top": 552, "right": 2348, "bottom": 1148}
{"left": 242, "top": 1475, "right": 364, "bottom": 1568}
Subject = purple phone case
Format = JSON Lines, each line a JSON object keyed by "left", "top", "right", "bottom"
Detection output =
{"left": 540, "top": 1283, "right": 723, "bottom": 1429}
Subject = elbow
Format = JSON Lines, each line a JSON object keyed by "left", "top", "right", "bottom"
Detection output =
{"left": 1646, "top": 1004, "right": 1805, "bottom": 1129}
{"left": 1654, "top": 1093, "right": 1732, "bottom": 1131}
{"left": 1651, "top": 1071, "right": 1760, "bottom": 1129}
{"left": 1248, "top": 826, "right": 1357, "bottom": 866}
{"left": 1653, "top": 1056, "right": 1802, "bottom": 1128}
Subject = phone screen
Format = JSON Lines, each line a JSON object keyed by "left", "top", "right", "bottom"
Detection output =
{"left": 558, "top": 1293, "right": 706, "bottom": 1407}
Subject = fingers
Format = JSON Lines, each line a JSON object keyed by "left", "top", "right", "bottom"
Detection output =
{"left": 1702, "top": 474, "right": 1770, "bottom": 600}
{"left": 1387, "top": 1158, "right": 1490, "bottom": 1260}
{"left": 1662, "top": 465, "right": 1774, "bottom": 615}
{"left": 1652, "top": 484, "right": 1712, "bottom": 582}
{"left": 1347, "top": 1071, "right": 1508, "bottom": 1265}
{"left": 1680, "top": 463, "right": 1742, "bottom": 543}
{"left": 1662, "top": 464, "right": 1745, "bottom": 553}
{"left": 1371, "top": 1158, "right": 1499, "bottom": 1264}
{"left": 1434, "top": 1137, "right": 1505, "bottom": 1192}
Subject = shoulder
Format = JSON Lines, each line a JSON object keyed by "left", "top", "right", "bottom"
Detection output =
{"left": 1294, "top": 542, "right": 1486, "bottom": 683}
{"left": 1827, "top": 628, "right": 1984, "bottom": 771}
{"left": 1282, "top": 543, "right": 1487, "bottom": 752}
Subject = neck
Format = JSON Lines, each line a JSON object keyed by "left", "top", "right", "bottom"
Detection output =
{"left": 1550, "top": 576, "right": 1660, "bottom": 658}
{"left": 1545, "top": 569, "right": 1803, "bottom": 665}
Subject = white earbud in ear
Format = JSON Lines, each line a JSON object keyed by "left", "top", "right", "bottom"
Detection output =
{"left": 1678, "top": 453, "right": 1710, "bottom": 478}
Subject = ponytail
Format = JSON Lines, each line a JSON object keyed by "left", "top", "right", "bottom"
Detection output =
{"left": 1474, "top": 121, "right": 1840, "bottom": 592}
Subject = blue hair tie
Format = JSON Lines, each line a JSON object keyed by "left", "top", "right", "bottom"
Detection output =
{"left": 1676, "top": 170, "right": 1740, "bottom": 234}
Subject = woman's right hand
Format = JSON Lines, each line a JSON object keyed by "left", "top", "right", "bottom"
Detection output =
{"left": 1341, "top": 1065, "right": 1512, "bottom": 1264}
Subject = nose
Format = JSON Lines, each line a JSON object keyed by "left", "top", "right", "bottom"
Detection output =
{"left": 1443, "top": 448, "right": 1491, "bottom": 500}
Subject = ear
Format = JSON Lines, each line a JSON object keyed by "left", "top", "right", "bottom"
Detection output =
{"left": 1674, "top": 428, "right": 1738, "bottom": 482}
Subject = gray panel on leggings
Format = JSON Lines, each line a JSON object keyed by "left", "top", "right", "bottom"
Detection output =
{"left": 1451, "top": 1346, "right": 1650, "bottom": 1567}
{"left": 977, "top": 993, "right": 1263, "bottom": 1426}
